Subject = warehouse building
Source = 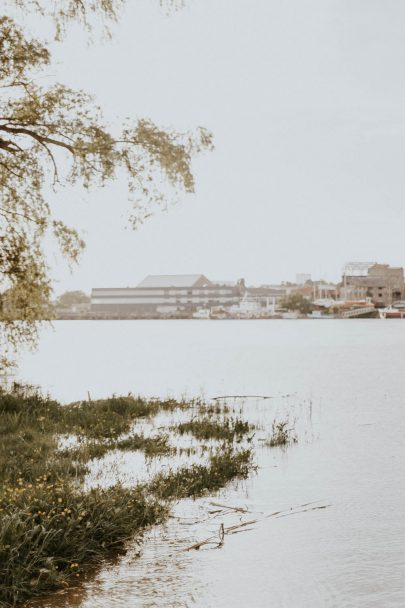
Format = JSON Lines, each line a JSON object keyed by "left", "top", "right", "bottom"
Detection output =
{"left": 91, "top": 274, "right": 243, "bottom": 315}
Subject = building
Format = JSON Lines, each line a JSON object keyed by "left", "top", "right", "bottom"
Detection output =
{"left": 91, "top": 275, "right": 243, "bottom": 316}
{"left": 229, "top": 286, "right": 286, "bottom": 316}
{"left": 340, "top": 263, "right": 404, "bottom": 307}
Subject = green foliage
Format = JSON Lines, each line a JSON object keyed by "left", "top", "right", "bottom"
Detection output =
{"left": 0, "top": 1, "right": 212, "bottom": 357}
{"left": 280, "top": 293, "right": 313, "bottom": 314}
{"left": 55, "top": 290, "right": 90, "bottom": 308}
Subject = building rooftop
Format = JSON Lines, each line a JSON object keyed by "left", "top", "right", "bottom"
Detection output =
{"left": 137, "top": 274, "right": 211, "bottom": 288}
{"left": 343, "top": 262, "right": 376, "bottom": 277}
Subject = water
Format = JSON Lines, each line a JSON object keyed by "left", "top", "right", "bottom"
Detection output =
{"left": 19, "top": 320, "right": 405, "bottom": 607}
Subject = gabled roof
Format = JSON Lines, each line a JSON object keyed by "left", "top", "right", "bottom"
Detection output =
{"left": 137, "top": 274, "right": 212, "bottom": 288}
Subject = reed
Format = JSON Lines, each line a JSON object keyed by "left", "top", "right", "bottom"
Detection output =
{"left": 148, "top": 448, "right": 254, "bottom": 500}
{"left": 265, "top": 419, "right": 297, "bottom": 447}
{"left": 173, "top": 417, "right": 253, "bottom": 442}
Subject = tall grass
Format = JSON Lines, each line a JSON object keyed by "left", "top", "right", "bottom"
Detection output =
{"left": 265, "top": 419, "right": 297, "bottom": 447}
{"left": 0, "top": 481, "right": 166, "bottom": 606}
{"left": 148, "top": 448, "right": 254, "bottom": 500}
{"left": 0, "top": 385, "right": 257, "bottom": 606}
{"left": 174, "top": 417, "right": 254, "bottom": 441}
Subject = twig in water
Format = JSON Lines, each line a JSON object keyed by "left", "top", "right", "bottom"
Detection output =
{"left": 181, "top": 519, "right": 258, "bottom": 552}
{"left": 179, "top": 501, "right": 330, "bottom": 553}
{"left": 265, "top": 500, "right": 327, "bottom": 519}
{"left": 212, "top": 395, "right": 272, "bottom": 400}
{"left": 209, "top": 501, "right": 250, "bottom": 513}
{"left": 275, "top": 504, "right": 331, "bottom": 519}
{"left": 217, "top": 523, "right": 225, "bottom": 548}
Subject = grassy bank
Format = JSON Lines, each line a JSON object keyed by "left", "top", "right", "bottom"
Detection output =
{"left": 0, "top": 386, "right": 255, "bottom": 606}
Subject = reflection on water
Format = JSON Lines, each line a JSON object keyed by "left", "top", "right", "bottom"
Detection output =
{"left": 20, "top": 320, "right": 405, "bottom": 607}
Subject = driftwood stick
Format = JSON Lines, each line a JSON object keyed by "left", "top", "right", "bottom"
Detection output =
{"left": 224, "top": 519, "right": 258, "bottom": 533}
{"left": 217, "top": 523, "right": 225, "bottom": 548}
{"left": 212, "top": 394, "right": 273, "bottom": 400}
{"left": 265, "top": 500, "right": 327, "bottom": 519}
{"left": 209, "top": 501, "right": 250, "bottom": 513}
{"left": 228, "top": 527, "right": 255, "bottom": 535}
{"left": 180, "top": 501, "right": 331, "bottom": 552}
{"left": 275, "top": 504, "right": 331, "bottom": 518}
{"left": 181, "top": 519, "right": 258, "bottom": 552}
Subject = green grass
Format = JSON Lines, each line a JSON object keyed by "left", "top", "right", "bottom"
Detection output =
{"left": 0, "top": 481, "right": 166, "bottom": 606}
{"left": 264, "top": 419, "right": 297, "bottom": 447}
{"left": 173, "top": 417, "right": 254, "bottom": 442}
{"left": 115, "top": 434, "right": 172, "bottom": 457}
{"left": 60, "top": 396, "right": 187, "bottom": 440}
{"left": 0, "top": 385, "right": 190, "bottom": 484}
{"left": 197, "top": 402, "right": 231, "bottom": 415}
{"left": 0, "top": 386, "right": 257, "bottom": 606}
{"left": 148, "top": 448, "right": 254, "bottom": 500}
{"left": 62, "top": 433, "right": 173, "bottom": 464}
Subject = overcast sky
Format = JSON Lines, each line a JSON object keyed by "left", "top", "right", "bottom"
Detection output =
{"left": 40, "top": 0, "right": 405, "bottom": 292}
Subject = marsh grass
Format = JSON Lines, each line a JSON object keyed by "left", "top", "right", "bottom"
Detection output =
{"left": 148, "top": 448, "right": 254, "bottom": 500}
{"left": 60, "top": 395, "right": 192, "bottom": 440}
{"left": 62, "top": 433, "right": 173, "bottom": 464}
{"left": 0, "top": 385, "right": 192, "bottom": 484}
{"left": 0, "top": 386, "right": 257, "bottom": 606}
{"left": 0, "top": 481, "right": 166, "bottom": 606}
{"left": 264, "top": 419, "right": 297, "bottom": 447}
{"left": 173, "top": 417, "right": 254, "bottom": 442}
{"left": 197, "top": 403, "right": 231, "bottom": 416}
{"left": 116, "top": 433, "right": 173, "bottom": 457}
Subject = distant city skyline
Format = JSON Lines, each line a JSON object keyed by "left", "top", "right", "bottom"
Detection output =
{"left": 54, "top": 260, "right": 405, "bottom": 296}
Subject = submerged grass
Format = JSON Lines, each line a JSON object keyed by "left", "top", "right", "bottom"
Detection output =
{"left": 197, "top": 402, "right": 231, "bottom": 416}
{"left": 63, "top": 433, "right": 173, "bottom": 464}
{"left": 61, "top": 396, "right": 190, "bottom": 440}
{"left": 173, "top": 417, "right": 254, "bottom": 442}
{"left": 0, "top": 386, "right": 257, "bottom": 606}
{"left": 148, "top": 448, "right": 254, "bottom": 500}
{"left": 0, "top": 385, "right": 190, "bottom": 484}
{"left": 264, "top": 419, "right": 297, "bottom": 447}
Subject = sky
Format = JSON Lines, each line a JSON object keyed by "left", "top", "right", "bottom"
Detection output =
{"left": 31, "top": 0, "right": 405, "bottom": 292}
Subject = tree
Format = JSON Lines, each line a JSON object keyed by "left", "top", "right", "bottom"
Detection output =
{"left": 280, "top": 293, "right": 313, "bottom": 314}
{"left": 0, "top": 1, "right": 212, "bottom": 359}
{"left": 55, "top": 291, "right": 90, "bottom": 309}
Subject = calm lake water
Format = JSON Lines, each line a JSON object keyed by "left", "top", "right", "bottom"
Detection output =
{"left": 19, "top": 320, "right": 405, "bottom": 607}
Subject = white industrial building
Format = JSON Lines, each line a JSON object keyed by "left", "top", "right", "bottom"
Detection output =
{"left": 91, "top": 275, "right": 242, "bottom": 315}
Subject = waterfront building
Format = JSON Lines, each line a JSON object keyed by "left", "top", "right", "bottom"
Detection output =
{"left": 340, "top": 263, "right": 404, "bottom": 307}
{"left": 227, "top": 286, "right": 287, "bottom": 317}
{"left": 91, "top": 275, "right": 242, "bottom": 316}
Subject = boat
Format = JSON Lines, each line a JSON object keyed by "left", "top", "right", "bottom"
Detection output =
{"left": 192, "top": 308, "right": 210, "bottom": 319}
{"left": 307, "top": 311, "right": 335, "bottom": 319}
{"left": 281, "top": 311, "right": 299, "bottom": 319}
{"left": 379, "top": 302, "right": 405, "bottom": 319}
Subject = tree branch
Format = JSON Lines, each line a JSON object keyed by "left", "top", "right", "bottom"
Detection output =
{"left": 0, "top": 125, "right": 75, "bottom": 154}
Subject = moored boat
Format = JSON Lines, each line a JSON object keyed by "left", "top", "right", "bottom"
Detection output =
{"left": 379, "top": 302, "right": 405, "bottom": 318}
